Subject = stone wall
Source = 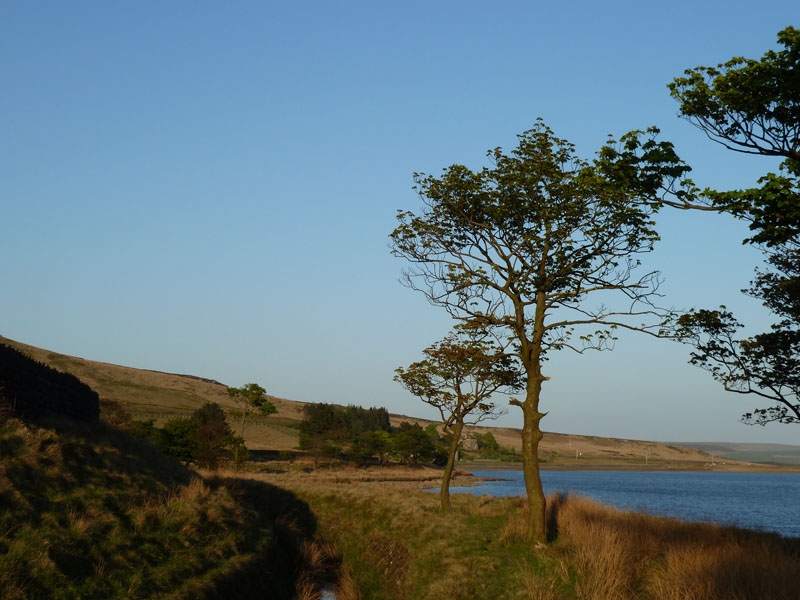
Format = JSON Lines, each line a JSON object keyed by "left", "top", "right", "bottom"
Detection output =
{"left": 0, "top": 343, "right": 99, "bottom": 421}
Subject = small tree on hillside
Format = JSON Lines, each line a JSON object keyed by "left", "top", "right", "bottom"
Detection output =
{"left": 227, "top": 382, "right": 277, "bottom": 437}
{"left": 395, "top": 330, "right": 522, "bottom": 510}
{"left": 191, "top": 402, "right": 232, "bottom": 470}
{"left": 157, "top": 418, "right": 198, "bottom": 465}
{"left": 227, "top": 382, "right": 276, "bottom": 468}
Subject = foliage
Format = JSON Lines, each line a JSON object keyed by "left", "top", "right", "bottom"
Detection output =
{"left": 226, "top": 382, "right": 277, "bottom": 438}
{"left": 390, "top": 120, "right": 686, "bottom": 541}
{"left": 477, "top": 432, "right": 500, "bottom": 454}
{"left": 226, "top": 434, "right": 250, "bottom": 471}
{"left": 391, "top": 422, "right": 435, "bottom": 466}
{"left": 395, "top": 329, "right": 522, "bottom": 506}
{"left": 191, "top": 402, "right": 233, "bottom": 470}
{"left": 157, "top": 417, "right": 198, "bottom": 464}
{"left": 670, "top": 27, "right": 800, "bottom": 426}
{"left": 299, "top": 402, "right": 391, "bottom": 463}
{"left": 395, "top": 330, "right": 520, "bottom": 430}
{"left": 357, "top": 430, "right": 392, "bottom": 464}
{"left": 128, "top": 418, "right": 158, "bottom": 441}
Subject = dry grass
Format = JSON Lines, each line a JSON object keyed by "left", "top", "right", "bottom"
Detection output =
{"left": 541, "top": 493, "right": 800, "bottom": 600}
{"left": 0, "top": 418, "right": 332, "bottom": 599}
{"left": 335, "top": 564, "right": 363, "bottom": 600}
{"left": 258, "top": 470, "right": 800, "bottom": 600}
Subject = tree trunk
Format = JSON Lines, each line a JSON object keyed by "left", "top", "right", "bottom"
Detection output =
{"left": 521, "top": 289, "right": 548, "bottom": 546}
{"left": 440, "top": 420, "right": 464, "bottom": 511}
{"left": 521, "top": 392, "right": 546, "bottom": 545}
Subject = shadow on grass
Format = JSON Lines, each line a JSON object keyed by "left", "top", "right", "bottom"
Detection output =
{"left": 183, "top": 476, "right": 326, "bottom": 600}
{"left": 1, "top": 417, "right": 333, "bottom": 599}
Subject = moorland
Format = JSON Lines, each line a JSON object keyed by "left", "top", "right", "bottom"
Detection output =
{"left": 3, "top": 336, "right": 800, "bottom": 599}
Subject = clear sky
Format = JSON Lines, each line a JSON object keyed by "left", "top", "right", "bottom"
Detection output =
{"left": 2, "top": 2, "right": 798, "bottom": 444}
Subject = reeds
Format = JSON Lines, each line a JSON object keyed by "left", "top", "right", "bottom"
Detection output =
{"left": 539, "top": 493, "right": 800, "bottom": 600}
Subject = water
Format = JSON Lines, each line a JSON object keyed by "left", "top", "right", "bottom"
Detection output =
{"left": 449, "top": 470, "right": 800, "bottom": 538}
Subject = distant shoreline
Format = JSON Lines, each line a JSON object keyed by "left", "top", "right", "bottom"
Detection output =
{"left": 457, "top": 460, "right": 800, "bottom": 474}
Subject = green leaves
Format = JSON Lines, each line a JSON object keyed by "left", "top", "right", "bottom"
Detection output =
{"left": 227, "top": 382, "right": 277, "bottom": 421}
{"left": 390, "top": 119, "right": 678, "bottom": 358}
{"left": 394, "top": 329, "right": 523, "bottom": 428}
{"left": 668, "top": 26, "right": 800, "bottom": 161}
{"left": 668, "top": 27, "right": 800, "bottom": 428}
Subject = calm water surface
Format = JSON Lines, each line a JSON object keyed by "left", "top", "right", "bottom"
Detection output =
{"left": 450, "top": 470, "right": 800, "bottom": 538}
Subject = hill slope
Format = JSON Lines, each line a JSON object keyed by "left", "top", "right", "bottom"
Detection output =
{"left": 672, "top": 442, "right": 800, "bottom": 466}
{"left": 0, "top": 417, "right": 322, "bottom": 599}
{"left": 1, "top": 335, "right": 779, "bottom": 468}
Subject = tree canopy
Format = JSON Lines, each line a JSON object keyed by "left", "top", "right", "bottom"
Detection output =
{"left": 670, "top": 26, "right": 800, "bottom": 426}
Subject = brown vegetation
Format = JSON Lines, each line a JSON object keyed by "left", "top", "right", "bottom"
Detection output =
{"left": 500, "top": 493, "right": 800, "bottom": 600}
{"left": 0, "top": 418, "right": 346, "bottom": 600}
{"left": 240, "top": 469, "right": 800, "bottom": 600}
{"left": 3, "top": 335, "right": 786, "bottom": 471}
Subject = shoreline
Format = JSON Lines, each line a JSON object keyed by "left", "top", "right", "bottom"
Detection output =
{"left": 457, "top": 460, "right": 800, "bottom": 474}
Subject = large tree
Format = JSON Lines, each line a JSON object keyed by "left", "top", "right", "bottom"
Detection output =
{"left": 394, "top": 329, "right": 522, "bottom": 510}
{"left": 670, "top": 26, "right": 800, "bottom": 426}
{"left": 390, "top": 120, "right": 688, "bottom": 544}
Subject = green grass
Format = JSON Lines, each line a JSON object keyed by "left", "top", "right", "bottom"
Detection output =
{"left": 0, "top": 418, "right": 319, "bottom": 600}
{"left": 259, "top": 471, "right": 800, "bottom": 600}
{"left": 261, "top": 476, "right": 559, "bottom": 599}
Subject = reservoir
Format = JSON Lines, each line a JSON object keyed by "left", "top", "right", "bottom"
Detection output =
{"left": 450, "top": 470, "right": 800, "bottom": 538}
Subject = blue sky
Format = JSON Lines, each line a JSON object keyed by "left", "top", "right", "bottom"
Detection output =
{"left": 2, "top": 2, "right": 798, "bottom": 443}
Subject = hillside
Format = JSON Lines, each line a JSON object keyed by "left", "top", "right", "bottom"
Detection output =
{"left": 0, "top": 417, "right": 330, "bottom": 599}
{"left": 672, "top": 442, "right": 800, "bottom": 466}
{"left": 1, "top": 335, "right": 785, "bottom": 469}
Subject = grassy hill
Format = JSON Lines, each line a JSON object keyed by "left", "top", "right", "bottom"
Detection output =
{"left": 0, "top": 416, "right": 335, "bottom": 599}
{"left": 1, "top": 335, "right": 785, "bottom": 469}
{"left": 4, "top": 335, "right": 800, "bottom": 599}
{"left": 672, "top": 442, "right": 800, "bottom": 466}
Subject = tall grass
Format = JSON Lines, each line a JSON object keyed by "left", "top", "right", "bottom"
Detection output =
{"left": 499, "top": 492, "right": 800, "bottom": 600}
{"left": 0, "top": 418, "right": 331, "bottom": 599}
{"left": 261, "top": 470, "right": 800, "bottom": 600}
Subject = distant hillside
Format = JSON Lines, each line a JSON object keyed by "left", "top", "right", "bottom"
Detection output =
{"left": 2, "top": 335, "right": 786, "bottom": 469}
{"left": 673, "top": 441, "right": 800, "bottom": 466}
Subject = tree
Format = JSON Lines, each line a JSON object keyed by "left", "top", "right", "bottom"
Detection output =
{"left": 391, "top": 422, "right": 434, "bottom": 466}
{"left": 361, "top": 429, "right": 392, "bottom": 464}
{"left": 226, "top": 383, "right": 275, "bottom": 469}
{"left": 227, "top": 382, "right": 277, "bottom": 438}
{"left": 298, "top": 403, "right": 349, "bottom": 465}
{"left": 394, "top": 330, "right": 521, "bottom": 510}
{"left": 226, "top": 434, "right": 249, "bottom": 471}
{"left": 670, "top": 27, "right": 800, "bottom": 426}
{"left": 156, "top": 418, "right": 198, "bottom": 465}
{"left": 477, "top": 431, "right": 500, "bottom": 456}
{"left": 390, "top": 120, "right": 687, "bottom": 543}
{"left": 191, "top": 402, "right": 232, "bottom": 470}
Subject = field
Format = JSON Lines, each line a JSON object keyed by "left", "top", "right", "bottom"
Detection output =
{"left": 241, "top": 467, "right": 800, "bottom": 600}
{"left": 4, "top": 413, "right": 799, "bottom": 599}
